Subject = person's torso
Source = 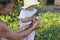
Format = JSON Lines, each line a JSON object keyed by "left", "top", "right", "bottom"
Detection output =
{"left": 20, "top": 9, "right": 37, "bottom": 27}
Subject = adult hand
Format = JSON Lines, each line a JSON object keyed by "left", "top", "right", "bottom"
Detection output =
{"left": 17, "top": 25, "right": 30, "bottom": 33}
{"left": 32, "top": 21, "right": 40, "bottom": 30}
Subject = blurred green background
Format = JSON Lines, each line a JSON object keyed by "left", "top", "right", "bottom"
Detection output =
{"left": 0, "top": 0, "right": 60, "bottom": 40}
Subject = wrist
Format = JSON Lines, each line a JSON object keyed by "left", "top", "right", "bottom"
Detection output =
{"left": 28, "top": 27, "right": 34, "bottom": 31}
{"left": 31, "top": 26, "right": 35, "bottom": 30}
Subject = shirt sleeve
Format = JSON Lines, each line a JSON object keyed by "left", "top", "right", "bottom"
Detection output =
{"left": 32, "top": 9, "right": 37, "bottom": 15}
{"left": 18, "top": 10, "right": 26, "bottom": 19}
{"left": 34, "top": 9, "right": 37, "bottom": 13}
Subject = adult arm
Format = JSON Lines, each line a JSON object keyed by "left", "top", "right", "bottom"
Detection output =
{"left": 0, "top": 21, "right": 40, "bottom": 40}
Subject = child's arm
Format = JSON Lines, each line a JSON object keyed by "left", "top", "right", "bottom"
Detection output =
{"left": 20, "top": 16, "right": 35, "bottom": 23}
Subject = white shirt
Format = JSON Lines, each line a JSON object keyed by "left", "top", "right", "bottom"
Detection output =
{"left": 19, "top": 9, "right": 37, "bottom": 27}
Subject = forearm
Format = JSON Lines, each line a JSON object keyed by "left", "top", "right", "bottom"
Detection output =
{"left": 16, "top": 25, "right": 30, "bottom": 33}
{"left": 21, "top": 18, "right": 32, "bottom": 23}
{"left": 17, "top": 21, "right": 40, "bottom": 38}
{"left": 0, "top": 26, "right": 33, "bottom": 40}
{"left": 3, "top": 29, "right": 19, "bottom": 40}
{"left": 4, "top": 27, "right": 33, "bottom": 40}
{"left": 21, "top": 16, "right": 34, "bottom": 23}
{"left": 0, "top": 21, "right": 39, "bottom": 40}
{"left": 17, "top": 27, "right": 34, "bottom": 38}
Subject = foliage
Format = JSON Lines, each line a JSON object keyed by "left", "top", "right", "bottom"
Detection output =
{"left": 0, "top": 11, "right": 60, "bottom": 40}
{"left": 35, "top": 11, "right": 60, "bottom": 40}
{"left": 0, "top": 0, "right": 60, "bottom": 40}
